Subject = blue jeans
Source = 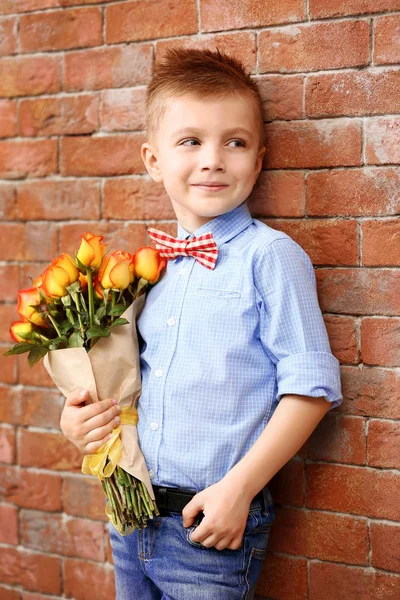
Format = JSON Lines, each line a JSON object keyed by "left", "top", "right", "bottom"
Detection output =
{"left": 109, "top": 487, "right": 275, "bottom": 600}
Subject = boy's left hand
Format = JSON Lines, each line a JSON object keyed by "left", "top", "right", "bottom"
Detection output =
{"left": 182, "top": 479, "right": 252, "bottom": 551}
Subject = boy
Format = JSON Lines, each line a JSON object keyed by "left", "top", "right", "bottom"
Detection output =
{"left": 61, "top": 48, "right": 342, "bottom": 599}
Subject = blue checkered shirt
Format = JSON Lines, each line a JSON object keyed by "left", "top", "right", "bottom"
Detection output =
{"left": 137, "top": 202, "right": 342, "bottom": 491}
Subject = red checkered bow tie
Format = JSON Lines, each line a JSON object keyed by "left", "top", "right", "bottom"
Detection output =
{"left": 147, "top": 227, "right": 219, "bottom": 270}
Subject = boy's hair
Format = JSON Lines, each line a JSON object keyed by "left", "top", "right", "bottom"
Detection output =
{"left": 145, "top": 47, "right": 265, "bottom": 149}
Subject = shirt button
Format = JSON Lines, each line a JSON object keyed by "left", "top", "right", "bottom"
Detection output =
{"left": 149, "top": 470, "right": 155, "bottom": 479}
{"left": 154, "top": 369, "right": 163, "bottom": 378}
{"left": 150, "top": 421, "right": 158, "bottom": 431}
{"left": 167, "top": 317, "right": 175, "bottom": 327}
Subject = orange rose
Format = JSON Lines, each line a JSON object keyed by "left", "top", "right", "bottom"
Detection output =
{"left": 10, "top": 321, "right": 33, "bottom": 343}
{"left": 98, "top": 250, "right": 134, "bottom": 291}
{"left": 76, "top": 233, "right": 107, "bottom": 269}
{"left": 40, "top": 254, "right": 80, "bottom": 299}
{"left": 133, "top": 247, "right": 166, "bottom": 283}
{"left": 17, "top": 287, "right": 47, "bottom": 327}
{"left": 78, "top": 273, "right": 88, "bottom": 291}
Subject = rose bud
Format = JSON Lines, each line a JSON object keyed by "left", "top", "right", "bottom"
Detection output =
{"left": 10, "top": 321, "right": 33, "bottom": 343}
{"left": 133, "top": 247, "right": 166, "bottom": 283}
{"left": 53, "top": 253, "right": 79, "bottom": 283}
{"left": 98, "top": 250, "right": 133, "bottom": 291}
{"left": 76, "top": 233, "right": 107, "bottom": 269}
{"left": 41, "top": 265, "right": 71, "bottom": 298}
{"left": 17, "top": 287, "right": 47, "bottom": 327}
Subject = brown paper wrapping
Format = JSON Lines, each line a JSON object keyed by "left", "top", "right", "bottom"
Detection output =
{"left": 43, "top": 294, "right": 154, "bottom": 500}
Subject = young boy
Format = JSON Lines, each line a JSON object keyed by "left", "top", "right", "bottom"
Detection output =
{"left": 61, "top": 48, "right": 342, "bottom": 599}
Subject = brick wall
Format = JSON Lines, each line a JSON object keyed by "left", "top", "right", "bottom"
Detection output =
{"left": 1, "top": 1, "right": 399, "bottom": 599}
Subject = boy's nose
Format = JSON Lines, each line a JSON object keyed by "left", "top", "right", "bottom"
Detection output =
{"left": 200, "top": 147, "right": 225, "bottom": 171}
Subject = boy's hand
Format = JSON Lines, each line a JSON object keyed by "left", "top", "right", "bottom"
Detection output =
{"left": 182, "top": 479, "right": 252, "bottom": 551}
{"left": 60, "top": 388, "right": 121, "bottom": 454}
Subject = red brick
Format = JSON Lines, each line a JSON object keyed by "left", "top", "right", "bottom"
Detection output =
{"left": 19, "top": 94, "right": 99, "bottom": 137}
{"left": 256, "top": 74, "right": 304, "bottom": 122}
{"left": 0, "top": 385, "right": 62, "bottom": 429}
{"left": 248, "top": 170, "right": 304, "bottom": 218}
{"left": 20, "top": 7, "right": 102, "bottom": 52}
{"left": 300, "top": 414, "right": 367, "bottom": 465}
{"left": 0, "top": 17, "right": 16, "bottom": 56}
{"left": 100, "top": 87, "right": 145, "bottom": 132}
{"left": 0, "top": 304, "right": 18, "bottom": 343}
{"left": 257, "top": 554, "right": 308, "bottom": 600}
{"left": 366, "top": 117, "right": 400, "bottom": 165}
{"left": 306, "top": 167, "right": 400, "bottom": 217}
{"left": 18, "top": 355, "right": 55, "bottom": 387}
{"left": 368, "top": 419, "right": 400, "bottom": 469}
{"left": 0, "top": 264, "right": 19, "bottom": 302}
{"left": 340, "top": 366, "right": 400, "bottom": 419}
{"left": 0, "top": 424, "right": 15, "bottom": 463}
{"left": 0, "top": 183, "right": 17, "bottom": 219}
{"left": 374, "top": 15, "right": 400, "bottom": 65}
{"left": 269, "top": 507, "right": 368, "bottom": 564}
{"left": 60, "top": 134, "right": 145, "bottom": 176}
{"left": 268, "top": 458, "right": 305, "bottom": 507}
{"left": 0, "top": 1, "right": 58, "bottom": 15}
{"left": 316, "top": 269, "right": 400, "bottom": 315}
{"left": 0, "top": 139, "right": 57, "bottom": 179}
{"left": 371, "top": 521, "right": 400, "bottom": 572}
{"left": 63, "top": 558, "right": 115, "bottom": 600}
{"left": 0, "top": 353, "right": 17, "bottom": 385}
{"left": 63, "top": 476, "right": 107, "bottom": 521}
{"left": 259, "top": 20, "right": 369, "bottom": 73}
{"left": 0, "top": 55, "right": 60, "bottom": 98}
{"left": 0, "top": 585, "right": 20, "bottom": 600}
{"left": 362, "top": 219, "right": 400, "bottom": 266}
{"left": 361, "top": 317, "right": 400, "bottom": 367}
{"left": 0, "top": 504, "right": 18, "bottom": 544}
{"left": 60, "top": 222, "right": 148, "bottom": 257}
{"left": 309, "top": 0, "right": 400, "bottom": 18}
{"left": 21, "top": 510, "right": 105, "bottom": 561}
{"left": 17, "top": 179, "right": 101, "bottom": 220}
{"left": 0, "top": 547, "right": 61, "bottom": 594}
{"left": 324, "top": 315, "right": 359, "bottom": 364}
{"left": 20, "top": 262, "right": 49, "bottom": 289}
{"left": 266, "top": 219, "right": 358, "bottom": 266}
{"left": 309, "top": 561, "right": 400, "bottom": 600}
{"left": 306, "top": 70, "right": 400, "bottom": 118}
{"left": 306, "top": 463, "right": 400, "bottom": 520}
{"left": 201, "top": 0, "right": 305, "bottom": 32}
{"left": 106, "top": 0, "right": 197, "bottom": 43}
{"left": 264, "top": 119, "right": 362, "bottom": 169}
{"left": 0, "top": 465, "right": 62, "bottom": 511}
{"left": 63, "top": 44, "right": 152, "bottom": 92}
{"left": 0, "top": 99, "right": 16, "bottom": 137}
{"left": 19, "top": 429, "right": 82, "bottom": 472}
{"left": 103, "top": 177, "right": 172, "bottom": 220}
{"left": 0, "top": 223, "right": 57, "bottom": 261}
{"left": 156, "top": 32, "right": 257, "bottom": 74}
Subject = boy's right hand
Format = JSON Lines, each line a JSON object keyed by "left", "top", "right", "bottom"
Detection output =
{"left": 60, "top": 388, "right": 121, "bottom": 454}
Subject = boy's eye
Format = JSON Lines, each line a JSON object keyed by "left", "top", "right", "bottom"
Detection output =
{"left": 228, "top": 139, "right": 246, "bottom": 147}
{"left": 181, "top": 139, "right": 199, "bottom": 146}
{"left": 180, "top": 139, "right": 246, "bottom": 147}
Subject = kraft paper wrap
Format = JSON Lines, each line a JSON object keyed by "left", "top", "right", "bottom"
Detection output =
{"left": 43, "top": 294, "right": 154, "bottom": 500}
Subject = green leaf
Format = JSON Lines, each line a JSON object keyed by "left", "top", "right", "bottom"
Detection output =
{"left": 28, "top": 345, "right": 48, "bottom": 368}
{"left": 86, "top": 325, "right": 111, "bottom": 341}
{"left": 108, "top": 304, "right": 126, "bottom": 317}
{"left": 3, "top": 342, "right": 33, "bottom": 356}
{"left": 68, "top": 331, "right": 85, "bottom": 348}
{"left": 110, "top": 318, "right": 129, "bottom": 328}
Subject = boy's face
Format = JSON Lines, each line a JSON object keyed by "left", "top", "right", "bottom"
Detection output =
{"left": 141, "top": 94, "right": 265, "bottom": 232}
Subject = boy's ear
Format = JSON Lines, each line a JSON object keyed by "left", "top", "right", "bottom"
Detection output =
{"left": 141, "top": 142, "right": 163, "bottom": 183}
{"left": 254, "top": 146, "right": 266, "bottom": 181}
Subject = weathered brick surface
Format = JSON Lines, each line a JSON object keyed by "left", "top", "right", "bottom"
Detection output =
{"left": 1, "top": 3, "right": 400, "bottom": 600}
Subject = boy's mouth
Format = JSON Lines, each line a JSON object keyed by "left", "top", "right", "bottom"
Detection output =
{"left": 192, "top": 183, "right": 229, "bottom": 192}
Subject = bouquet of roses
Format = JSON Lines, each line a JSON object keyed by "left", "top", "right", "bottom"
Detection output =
{"left": 4, "top": 232, "right": 166, "bottom": 535}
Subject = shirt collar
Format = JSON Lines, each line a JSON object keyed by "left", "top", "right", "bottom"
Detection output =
{"left": 177, "top": 202, "right": 253, "bottom": 247}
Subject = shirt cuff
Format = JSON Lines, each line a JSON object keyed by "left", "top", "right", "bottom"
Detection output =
{"left": 276, "top": 351, "right": 343, "bottom": 410}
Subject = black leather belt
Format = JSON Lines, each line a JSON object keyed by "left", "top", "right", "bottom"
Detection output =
{"left": 152, "top": 485, "right": 265, "bottom": 516}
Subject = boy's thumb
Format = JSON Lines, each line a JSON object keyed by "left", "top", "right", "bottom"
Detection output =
{"left": 65, "top": 388, "right": 89, "bottom": 406}
{"left": 182, "top": 495, "right": 203, "bottom": 528}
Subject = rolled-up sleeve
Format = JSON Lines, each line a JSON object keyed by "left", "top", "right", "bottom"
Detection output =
{"left": 254, "top": 237, "right": 343, "bottom": 410}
